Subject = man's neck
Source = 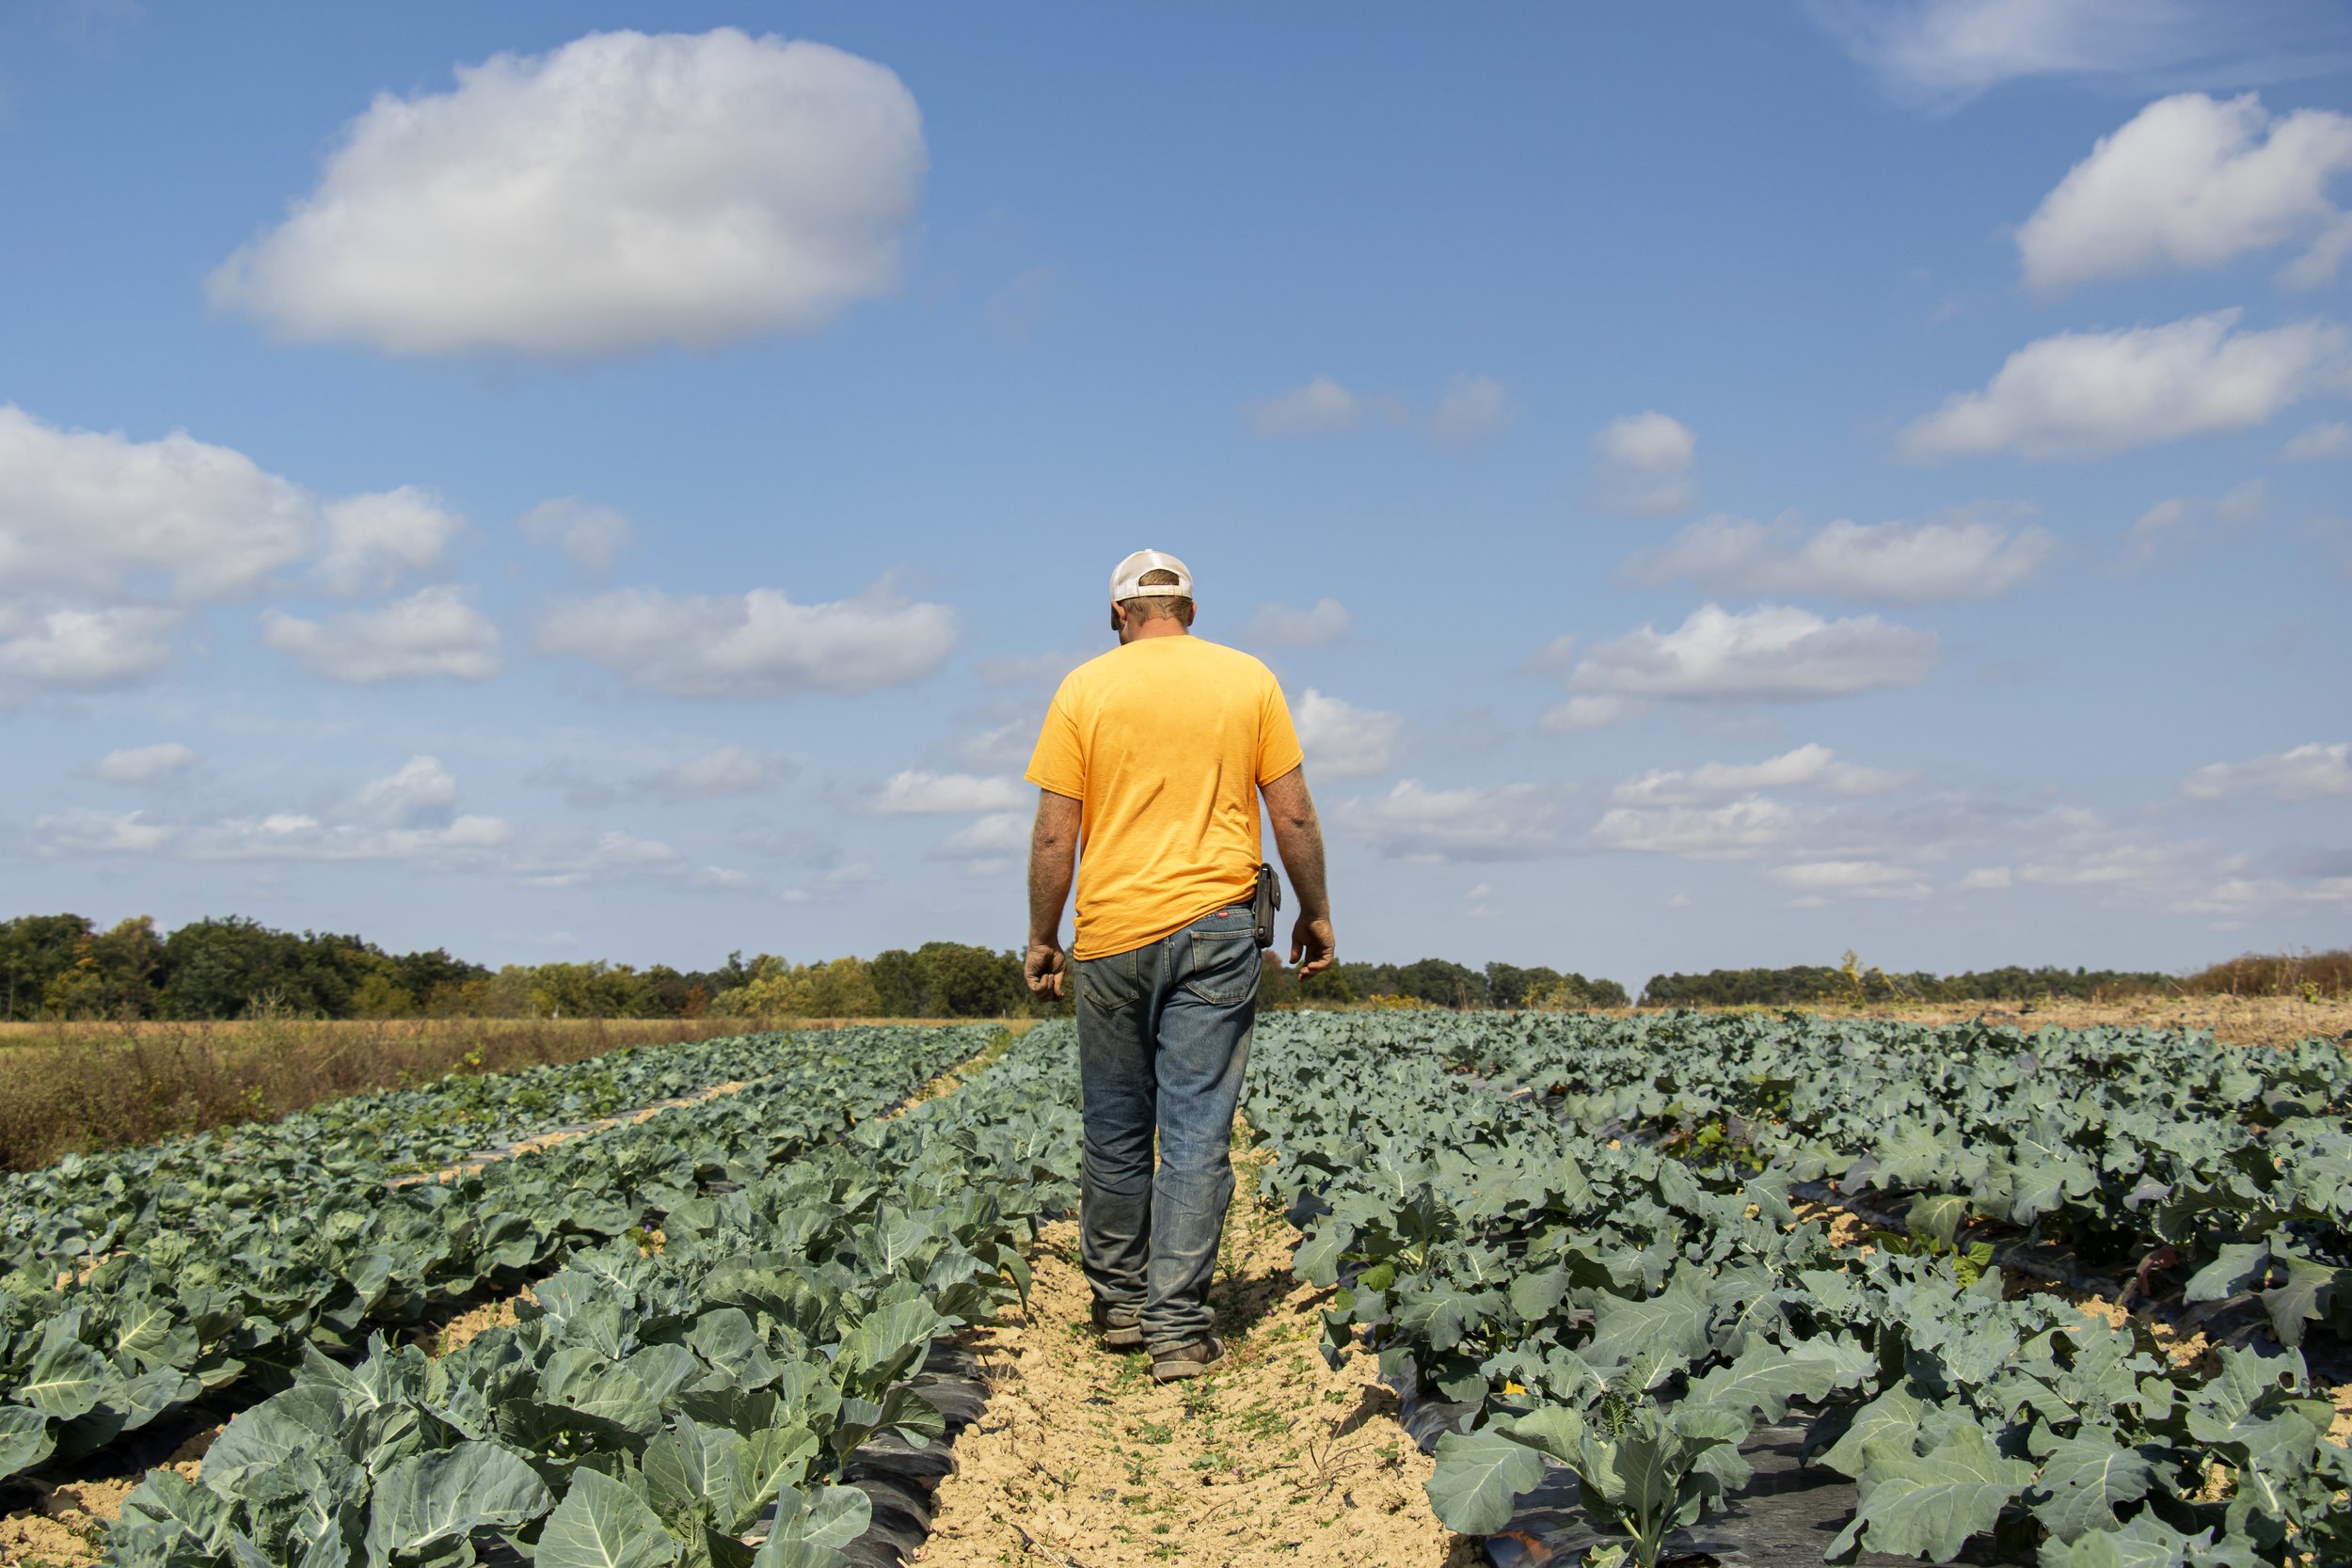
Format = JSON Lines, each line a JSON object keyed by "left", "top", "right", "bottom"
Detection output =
{"left": 1124, "top": 620, "right": 1189, "bottom": 643}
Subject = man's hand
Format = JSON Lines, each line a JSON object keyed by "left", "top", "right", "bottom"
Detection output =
{"left": 1024, "top": 941, "right": 1068, "bottom": 1000}
{"left": 1289, "top": 913, "right": 1336, "bottom": 979}
{"left": 1262, "top": 767, "right": 1335, "bottom": 982}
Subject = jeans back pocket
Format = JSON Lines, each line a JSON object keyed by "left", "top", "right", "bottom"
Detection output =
{"left": 1183, "top": 922, "right": 1261, "bottom": 1006}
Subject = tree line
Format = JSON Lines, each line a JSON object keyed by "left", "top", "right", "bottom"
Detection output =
{"left": 1634, "top": 954, "right": 2348, "bottom": 1006}
{"left": 0, "top": 912, "right": 1630, "bottom": 1022}
{"left": 23, "top": 911, "right": 2311, "bottom": 1022}
{"left": 0, "top": 913, "right": 1045, "bottom": 1022}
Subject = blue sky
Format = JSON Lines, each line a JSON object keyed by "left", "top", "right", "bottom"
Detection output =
{"left": 2, "top": 0, "right": 2348, "bottom": 988}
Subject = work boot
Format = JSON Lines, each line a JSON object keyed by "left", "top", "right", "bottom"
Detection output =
{"left": 1149, "top": 1336, "right": 1225, "bottom": 1383}
{"left": 1090, "top": 1300, "right": 1144, "bottom": 1352}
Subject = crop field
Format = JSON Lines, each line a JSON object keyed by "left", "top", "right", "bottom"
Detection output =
{"left": 0, "top": 1009, "right": 2344, "bottom": 1567}
{"left": 0, "top": 1019, "right": 776, "bottom": 1173}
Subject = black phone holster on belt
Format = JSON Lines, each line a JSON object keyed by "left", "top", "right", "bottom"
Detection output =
{"left": 1251, "top": 863, "right": 1281, "bottom": 949}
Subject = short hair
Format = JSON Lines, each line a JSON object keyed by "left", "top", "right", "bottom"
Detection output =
{"left": 1120, "top": 567, "right": 1194, "bottom": 625}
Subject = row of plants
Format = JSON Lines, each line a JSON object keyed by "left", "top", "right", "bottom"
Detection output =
{"left": 1241, "top": 1013, "right": 2347, "bottom": 1566}
{"left": 0, "top": 1027, "right": 921, "bottom": 1273}
{"left": 1413, "top": 1008, "right": 2352, "bottom": 1348}
{"left": 105, "top": 1023, "right": 1084, "bottom": 1568}
{"left": 0, "top": 1025, "right": 995, "bottom": 1487}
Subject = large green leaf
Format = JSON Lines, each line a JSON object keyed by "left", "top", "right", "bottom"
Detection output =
{"left": 0, "top": 1405, "right": 56, "bottom": 1479}
{"left": 1425, "top": 1426, "right": 1548, "bottom": 1534}
{"left": 115, "top": 1469, "right": 239, "bottom": 1566}
{"left": 364, "top": 1440, "right": 552, "bottom": 1562}
{"left": 2029, "top": 1430, "right": 2158, "bottom": 1544}
{"left": 1502, "top": 1405, "right": 1585, "bottom": 1463}
{"left": 537, "top": 1468, "right": 679, "bottom": 1568}
{"left": 1684, "top": 1343, "right": 1861, "bottom": 1424}
{"left": 1831, "top": 1422, "right": 2033, "bottom": 1563}
{"left": 200, "top": 1385, "right": 352, "bottom": 1500}
{"left": 1814, "top": 1384, "right": 1924, "bottom": 1479}
{"left": 541, "top": 1347, "right": 662, "bottom": 1436}
{"left": 1585, "top": 1275, "right": 1709, "bottom": 1387}
{"left": 2183, "top": 1243, "right": 2270, "bottom": 1305}
{"left": 725, "top": 1428, "right": 818, "bottom": 1534}
{"left": 835, "top": 1297, "right": 946, "bottom": 1388}
{"left": 748, "top": 1484, "right": 870, "bottom": 1568}
{"left": 18, "top": 1336, "right": 110, "bottom": 1420}
{"left": 2034, "top": 1513, "right": 2209, "bottom": 1568}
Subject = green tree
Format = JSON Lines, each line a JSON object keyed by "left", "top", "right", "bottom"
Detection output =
{"left": 867, "top": 943, "right": 1024, "bottom": 1017}
{"left": 0, "top": 913, "right": 93, "bottom": 1021}
{"left": 349, "top": 968, "right": 416, "bottom": 1019}
{"left": 157, "top": 917, "right": 310, "bottom": 1019}
{"left": 88, "top": 916, "right": 166, "bottom": 1016}
{"left": 525, "top": 961, "right": 657, "bottom": 1019}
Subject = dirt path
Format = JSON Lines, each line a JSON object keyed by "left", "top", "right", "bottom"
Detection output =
{"left": 913, "top": 1138, "right": 1475, "bottom": 1568}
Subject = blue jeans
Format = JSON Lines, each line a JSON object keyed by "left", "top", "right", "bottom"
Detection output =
{"left": 1073, "top": 902, "right": 1260, "bottom": 1351}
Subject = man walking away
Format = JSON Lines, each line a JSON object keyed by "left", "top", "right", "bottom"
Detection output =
{"left": 1023, "top": 549, "right": 1337, "bottom": 1383}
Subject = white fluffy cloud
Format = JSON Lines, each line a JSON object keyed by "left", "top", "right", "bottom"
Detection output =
{"left": 520, "top": 498, "right": 632, "bottom": 572}
{"left": 1592, "top": 411, "right": 1697, "bottom": 516}
{"left": 1807, "top": 0, "right": 2332, "bottom": 109}
{"left": 1247, "top": 598, "right": 1352, "bottom": 648}
{"left": 91, "top": 741, "right": 199, "bottom": 784}
{"left": 2017, "top": 93, "right": 2352, "bottom": 293}
{"left": 0, "top": 404, "right": 311, "bottom": 600}
{"left": 1333, "top": 780, "right": 1569, "bottom": 862}
{"left": 33, "top": 809, "right": 178, "bottom": 855}
{"left": 1625, "top": 513, "right": 2055, "bottom": 601}
{"left": 0, "top": 405, "right": 455, "bottom": 599}
{"left": 932, "top": 812, "right": 1027, "bottom": 861}
{"left": 2182, "top": 740, "right": 2351, "bottom": 800}
{"left": 36, "top": 756, "right": 717, "bottom": 887}
{"left": 2283, "top": 420, "right": 2352, "bottom": 458}
{"left": 43, "top": 808, "right": 516, "bottom": 867}
{"left": 0, "top": 404, "right": 462, "bottom": 697}
{"left": 1562, "top": 604, "right": 1940, "bottom": 711}
{"left": 209, "top": 30, "right": 926, "bottom": 356}
{"left": 504, "top": 830, "right": 679, "bottom": 887}
{"left": 538, "top": 582, "right": 956, "bottom": 698}
{"left": 1294, "top": 689, "right": 1406, "bottom": 779}
{"left": 1589, "top": 797, "right": 1797, "bottom": 859}
{"left": 345, "top": 755, "right": 460, "bottom": 828}
{"left": 1900, "top": 311, "right": 2351, "bottom": 460}
{"left": 1540, "top": 695, "right": 1636, "bottom": 734}
{"left": 1612, "top": 744, "right": 1911, "bottom": 805}
{"left": 314, "top": 487, "right": 464, "bottom": 595}
{"left": 1428, "top": 374, "right": 1516, "bottom": 444}
{"left": 866, "top": 770, "right": 1026, "bottom": 815}
{"left": 1771, "top": 859, "right": 1932, "bottom": 900}
{"left": 262, "top": 586, "right": 503, "bottom": 681}
{"left": 0, "top": 605, "right": 178, "bottom": 695}
{"left": 1248, "top": 376, "right": 1375, "bottom": 436}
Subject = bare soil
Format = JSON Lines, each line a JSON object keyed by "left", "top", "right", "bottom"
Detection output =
{"left": 0, "top": 1429, "right": 214, "bottom": 1568}
{"left": 912, "top": 1140, "right": 1476, "bottom": 1568}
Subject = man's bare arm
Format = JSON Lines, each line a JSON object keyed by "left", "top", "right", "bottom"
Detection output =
{"left": 1025, "top": 788, "right": 1082, "bottom": 998}
{"left": 1260, "top": 766, "right": 1335, "bottom": 977}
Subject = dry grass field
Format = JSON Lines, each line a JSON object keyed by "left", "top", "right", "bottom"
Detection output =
{"left": 0, "top": 1015, "right": 746, "bottom": 1170}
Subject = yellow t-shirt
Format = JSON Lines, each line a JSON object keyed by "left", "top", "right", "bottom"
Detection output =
{"left": 1025, "top": 635, "right": 1305, "bottom": 960}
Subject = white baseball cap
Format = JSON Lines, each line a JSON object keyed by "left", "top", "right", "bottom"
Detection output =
{"left": 1109, "top": 548, "right": 1193, "bottom": 603}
